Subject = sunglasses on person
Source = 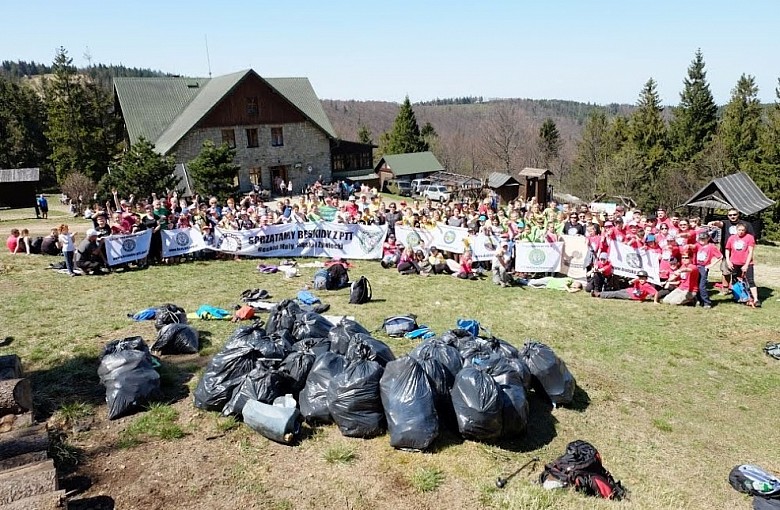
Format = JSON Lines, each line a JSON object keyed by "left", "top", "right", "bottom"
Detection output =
{"left": 728, "top": 213, "right": 738, "bottom": 217}
{"left": 660, "top": 226, "right": 668, "bottom": 230}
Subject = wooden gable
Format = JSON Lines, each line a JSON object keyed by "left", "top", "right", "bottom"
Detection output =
{"left": 198, "top": 73, "right": 306, "bottom": 128}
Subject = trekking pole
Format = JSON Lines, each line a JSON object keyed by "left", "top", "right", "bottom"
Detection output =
{"left": 495, "top": 456, "right": 540, "bottom": 489}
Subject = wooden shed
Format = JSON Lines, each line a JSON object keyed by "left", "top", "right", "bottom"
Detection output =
{"left": 487, "top": 172, "right": 521, "bottom": 204}
{"left": 0, "top": 168, "right": 39, "bottom": 209}
{"left": 518, "top": 167, "right": 553, "bottom": 205}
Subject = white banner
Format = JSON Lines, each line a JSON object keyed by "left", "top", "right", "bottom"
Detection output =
{"left": 212, "top": 222, "right": 387, "bottom": 259}
{"left": 105, "top": 229, "right": 152, "bottom": 266}
{"left": 471, "top": 233, "right": 500, "bottom": 262}
{"left": 590, "top": 202, "right": 617, "bottom": 214}
{"left": 608, "top": 240, "right": 661, "bottom": 284}
{"left": 395, "top": 225, "right": 498, "bottom": 261}
{"left": 162, "top": 228, "right": 207, "bottom": 258}
{"left": 395, "top": 225, "right": 436, "bottom": 252}
{"left": 515, "top": 242, "right": 563, "bottom": 273}
{"left": 560, "top": 235, "right": 588, "bottom": 279}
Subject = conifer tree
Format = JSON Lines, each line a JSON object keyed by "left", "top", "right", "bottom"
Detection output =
{"left": 718, "top": 74, "right": 762, "bottom": 175}
{"left": 100, "top": 137, "right": 178, "bottom": 200}
{"left": 384, "top": 96, "right": 429, "bottom": 154}
{"left": 188, "top": 140, "right": 240, "bottom": 201}
{"left": 538, "top": 118, "right": 561, "bottom": 167}
{"left": 669, "top": 49, "right": 718, "bottom": 163}
{"left": 629, "top": 78, "right": 668, "bottom": 206}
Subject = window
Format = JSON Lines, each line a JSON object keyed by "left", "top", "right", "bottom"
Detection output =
{"left": 246, "top": 96, "right": 259, "bottom": 115}
{"left": 271, "top": 127, "right": 284, "bottom": 147}
{"left": 248, "top": 167, "right": 261, "bottom": 186}
{"left": 246, "top": 128, "right": 259, "bottom": 148}
{"left": 221, "top": 129, "right": 236, "bottom": 148}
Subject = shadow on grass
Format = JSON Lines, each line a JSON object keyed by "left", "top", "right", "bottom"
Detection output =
{"left": 197, "top": 329, "right": 214, "bottom": 352}
{"left": 758, "top": 286, "right": 775, "bottom": 301}
{"left": 508, "top": 393, "right": 559, "bottom": 452}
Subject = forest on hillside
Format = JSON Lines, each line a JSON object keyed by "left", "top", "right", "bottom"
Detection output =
{"left": 2, "top": 48, "right": 780, "bottom": 236}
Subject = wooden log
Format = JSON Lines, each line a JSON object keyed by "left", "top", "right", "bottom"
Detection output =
{"left": 0, "top": 459, "right": 58, "bottom": 504}
{"left": 0, "top": 424, "right": 49, "bottom": 461}
{"left": 0, "top": 355, "right": 22, "bottom": 381}
{"left": 0, "top": 489, "right": 66, "bottom": 510}
{"left": 0, "top": 450, "right": 48, "bottom": 472}
{"left": 0, "top": 412, "right": 33, "bottom": 434}
{"left": 0, "top": 379, "right": 32, "bottom": 416}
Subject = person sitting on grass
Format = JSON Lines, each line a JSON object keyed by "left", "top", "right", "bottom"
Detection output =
{"left": 595, "top": 270, "right": 657, "bottom": 301}
{"left": 397, "top": 246, "right": 418, "bottom": 275}
{"left": 454, "top": 249, "right": 478, "bottom": 280}
{"left": 41, "top": 228, "right": 62, "bottom": 256}
{"left": 13, "top": 229, "right": 32, "bottom": 255}
{"left": 654, "top": 257, "right": 682, "bottom": 304}
{"left": 492, "top": 240, "right": 514, "bottom": 287}
{"left": 586, "top": 252, "right": 613, "bottom": 294}
{"left": 75, "top": 229, "right": 109, "bottom": 275}
{"left": 661, "top": 252, "right": 699, "bottom": 305}
{"left": 381, "top": 233, "right": 401, "bottom": 268}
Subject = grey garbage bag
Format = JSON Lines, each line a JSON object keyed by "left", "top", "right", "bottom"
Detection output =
{"left": 379, "top": 357, "right": 439, "bottom": 450}
{"left": 299, "top": 352, "right": 347, "bottom": 423}
{"left": 451, "top": 367, "right": 503, "bottom": 441}
{"left": 98, "top": 339, "right": 160, "bottom": 420}
{"left": 520, "top": 341, "right": 576, "bottom": 406}
{"left": 152, "top": 323, "right": 199, "bottom": 354}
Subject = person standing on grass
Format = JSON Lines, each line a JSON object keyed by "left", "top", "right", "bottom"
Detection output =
{"left": 725, "top": 222, "right": 760, "bottom": 307}
{"left": 37, "top": 194, "right": 49, "bottom": 219}
{"left": 693, "top": 231, "right": 722, "bottom": 309}
{"left": 58, "top": 224, "right": 76, "bottom": 276}
{"left": 708, "top": 208, "right": 755, "bottom": 294}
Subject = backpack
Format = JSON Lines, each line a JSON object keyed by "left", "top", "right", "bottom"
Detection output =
{"left": 540, "top": 440, "right": 627, "bottom": 500}
{"left": 765, "top": 342, "right": 780, "bottom": 360}
{"left": 326, "top": 263, "right": 350, "bottom": 290}
{"left": 733, "top": 279, "right": 751, "bottom": 303}
{"left": 729, "top": 464, "right": 780, "bottom": 498}
{"left": 380, "top": 314, "right": 418, "bottom": 337}
{"left": 313, "top": 268, "right": 329, "bottom": 290}
{"left": 456, "top": 319, "right": 480, "bottom": 337}
{"left": 349, "top": 276, "right": 372, "bottom": 304}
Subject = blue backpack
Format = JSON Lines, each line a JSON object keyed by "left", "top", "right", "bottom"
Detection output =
{"left": 456, "top": 318, "right": 480, "bottom": 337}
{"left": 313, "top": 268, "right": 329, "bottom": 290}
{"left": 732, "top": 279, "right": 751, "bottom": 303}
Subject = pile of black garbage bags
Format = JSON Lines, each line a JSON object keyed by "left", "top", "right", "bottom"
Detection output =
{"left": 194, "top": 300, "right": 577, "bottom": 451}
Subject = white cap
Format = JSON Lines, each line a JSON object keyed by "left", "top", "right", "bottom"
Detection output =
{"left": 86, "top": 228, "right": 99, "bottom": 237}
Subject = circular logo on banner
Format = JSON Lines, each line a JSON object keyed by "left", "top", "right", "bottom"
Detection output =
{"left": 406, "top": 231, "right": 421, "bottom": 248}
{"left": 528, "top": 248, "right": 547, "bottom": 266}
{"left": 217, "top": 233, "right": 242, "bottom": 252}
{"left": 626, "top": 253, "right": 643, "bottom": 269}
{"left": 175, "top": 231, "right": 191, "bottom": 247}
{"left": 443, "top": 230, "right": 456, "bottom": 244}
{"left": 122, "top": 239, "right": 136, "bottom": 252}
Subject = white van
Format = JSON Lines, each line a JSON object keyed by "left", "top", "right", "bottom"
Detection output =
{"left": 411, "top": 178, "right": 432, "bottom": 195}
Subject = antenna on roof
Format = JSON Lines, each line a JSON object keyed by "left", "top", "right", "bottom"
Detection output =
{"left": 205, "top": 34, "right": 212, "bottom": 78}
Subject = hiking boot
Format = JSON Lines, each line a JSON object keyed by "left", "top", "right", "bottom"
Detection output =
{"left": 754, "top": 301, "right": 762, "bottom": 308}
{"left": 702, "top": 304, "right": 712, "bottom": 309}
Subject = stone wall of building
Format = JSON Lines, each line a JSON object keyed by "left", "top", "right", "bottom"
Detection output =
{"left": 171, "top": 122, "right": 332, "bottom": 193}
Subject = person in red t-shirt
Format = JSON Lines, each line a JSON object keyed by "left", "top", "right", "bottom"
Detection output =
{"left": 623, "top": 221, "right": 643, "bottom": 248}
{"left": 725, "top": 223, "right": 759, "bottom": 305}
{"left": 658, "top": 241, "right": 681, "bottom": 281}
{"left": 661, "top": 252, "right": 699, "bottom": 305}
{"left": 595, "top": 270, "right": 657, "bottom": 301}
{"left": 586, "top": 252, "right": 614, "bottom": 294}
{"left": 694, "top": 231, "right": 723, "bottom": 308}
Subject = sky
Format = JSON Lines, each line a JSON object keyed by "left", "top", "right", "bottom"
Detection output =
{"left": 2, "top": 0, "right": 779, "bottom": 106}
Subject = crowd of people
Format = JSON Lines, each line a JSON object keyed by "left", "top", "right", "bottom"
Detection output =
{"left": 3, "top": 181, "right": 762, "bottom": 308}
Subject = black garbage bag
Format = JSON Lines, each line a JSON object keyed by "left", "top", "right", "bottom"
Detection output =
{"left": 102, "top": 336, "right": 149, "bottom": 357}
{"left": 152, "top": 323, "right": 199, "bottom": 354}
{"left": 451, "top": 367, "right": 503, "bottom": 441}
{"left": 345, "top": 334, "right": 395, "bottom": 367}
{"left": 292, "top": 312, "right": 333, "bottom": 341}
{"left": 281, "top": 349, "right": 316, "bottom": 394}
{"left": 521, "top": 341, "right": 576, "bottom": 406}
{"left": 410, "top": 340, "right": 463, "bottom": 382}
{"left": 328, "top": 318, "right": 370, "bottom": 355}
{"left": 499, "top": 383, "right": 529, "bottom": 437}
{"left": 225, "top": 322, "right": 267, "bottom": 348}
{"left": 327, "top": 344, "right": 385, "bottom": 437}
{"left": 193, "top": 336, "right": 264, "bottom": 411}
{"left": 300, "top": 352, "right": 347, "bottom": 423}
{"left": 481, "top": 336, "right": 520, "bottom": 359}
{"left": 267, "top": 330, "right": 294, "bottom": 356}
{"left": 468, "top": 353, "right": 527, "bottom": 388}
{"left": 266, "top": 299, "right": 302, "bottom": 336}
{"left": 380, "top": 357, "right": 439, "bottom": 450}
{"left": 439, "top": 328, "right": 474, "bottom": 348}
{"left": 458, "top": 337, "right": 492, "bottom": 361}
{"left": 154, "top": 303, "right": 187, "bottom": 331}
{"left": 292, "top": 338, "right": 331, "bottom": 356}
{"left": 98, "top": 341, "right": 161, "bottom": 420}
{"left": 221, "top": 363, "right": 289, "bottom": 417}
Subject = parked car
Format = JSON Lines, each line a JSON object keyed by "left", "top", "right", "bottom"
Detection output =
{"left": 422, "top": 184, "right": 451, "bottom": 202}
{"left": 386, "top": 179, "right": 413, "bottom": 197}
{"left": 411, "top": 178, "right": 432, "bottom": 195}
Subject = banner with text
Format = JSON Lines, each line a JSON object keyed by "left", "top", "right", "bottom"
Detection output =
{"left": 395, "top": 224, "right": 497, "bottom": 261}
{"left": 608, "top": 240, "right": 661, "bottom": 284}
{"left": 514, "top": 242, "right": 563, "bottom": 273}
{"left": 105, "top": 229, "right": 152, "bottom": 266}
{"left": 560, "top": 235, "right": 588, "bottom": 279}
{"left": 212, "top": 223, "right": 387, "bottom": 259}
{"left": 162, "top": 228, "right": 207, "bottom": 258}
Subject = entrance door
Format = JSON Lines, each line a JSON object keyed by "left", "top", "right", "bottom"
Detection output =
{"left": 270, "top": 165, "right": 289, "bottom": 196}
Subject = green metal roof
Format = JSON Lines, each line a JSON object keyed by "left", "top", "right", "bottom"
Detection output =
{"left": 374, "top": 151, "right": 444, "bottom": 177}
{"left": 114, "top": 70, "right": 337, "bottom": 154}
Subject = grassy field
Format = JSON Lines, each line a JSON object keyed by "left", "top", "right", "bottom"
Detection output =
{"left": 1, "top": 206, "right": 779, "bottom": 509}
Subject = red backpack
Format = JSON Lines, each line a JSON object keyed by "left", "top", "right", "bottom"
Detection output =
{"left": 540, "top": 440, "right": 627, "bottom": 500}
